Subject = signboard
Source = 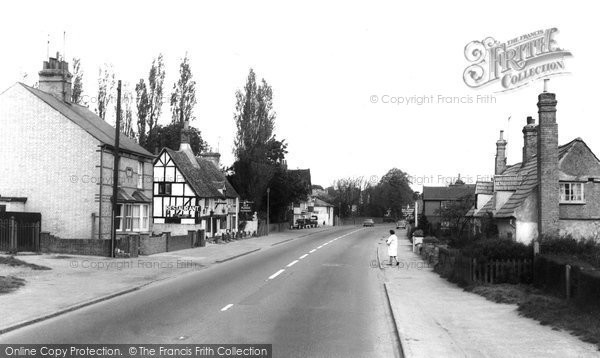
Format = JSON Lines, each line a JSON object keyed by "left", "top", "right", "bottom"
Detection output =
{"left": 240, "top": 201, "right": 253, "bottom": 213}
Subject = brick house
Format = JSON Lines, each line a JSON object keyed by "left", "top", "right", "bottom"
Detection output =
{"left": 422, "top": 179, "right": 475, "bottom": 231}
{"left": 0, "top": 54, "right": 154, "bottom": 245}
{"left": 152, "top": 122, "right": 240, "bottom": 237}
{"left": 469, "top": 87, "right": 600, "bottom": 243}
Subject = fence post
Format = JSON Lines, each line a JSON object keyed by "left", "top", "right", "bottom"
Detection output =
{"left": 9, "top": 216, "right": 17, "bottom": 254}
{"left": 34, "top": 222, "right": 40, "bottom": 253}
{"left": 565, "top": 264, "right": 571, "bottom": 299}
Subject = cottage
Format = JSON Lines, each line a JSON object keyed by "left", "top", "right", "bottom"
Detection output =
{"left": 312, "top": 198, "right": 335, "bottom": 226}
{"left": 422, "top": 178, "right": 475, "bottom": 231}
{"left": 469, "top": 86, "right": 600, "bottom": 243}
{"left": 0, "top": 54, "right": 154, "bottom": 250}
{"left": 152, "top": 123, "right": 240, "bottom": 237}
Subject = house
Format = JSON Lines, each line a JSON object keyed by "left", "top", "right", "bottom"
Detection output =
{"left": 422, "top": 178, "right": 475, "bottom": 231}
{"left": 0, "top": 54, "right": 154, "bottom": 249}
{"left": 152, "top": 123, "right": 240, "bottom": 237}
{"left": 312, "top": 197, "right": 335, "bottom": 226}
{"left": 469, "top": 87, "right": 600, "bottom": 243}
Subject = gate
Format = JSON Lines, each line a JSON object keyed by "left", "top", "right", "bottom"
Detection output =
{"left": 0, "top": 212, "right": 41, "bottom": 253}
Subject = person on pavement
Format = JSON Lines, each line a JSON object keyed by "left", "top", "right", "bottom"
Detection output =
{"left": 386, "top": 229, "right": 399, "bottom": 266}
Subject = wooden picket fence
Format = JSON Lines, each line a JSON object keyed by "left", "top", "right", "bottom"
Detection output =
{"left": 452, "top": 254, "right": 533, "bottom": 284}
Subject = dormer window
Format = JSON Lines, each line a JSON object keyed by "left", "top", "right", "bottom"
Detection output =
{"left": 560, "top": 182, "right": 584, "bottom": 203}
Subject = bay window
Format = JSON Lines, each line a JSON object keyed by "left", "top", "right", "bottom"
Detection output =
{"left": 117, "top": 203, "right": 150, "bottom": 232}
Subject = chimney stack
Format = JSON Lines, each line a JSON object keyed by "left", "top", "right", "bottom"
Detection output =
{"left": 537, "top": 86, "right": 559, "bottom": 238}
{"left": 495, "top": 130, "right": 507, "bottom": 174}
{"left": 179, "top": 120, "right": 198, "bottom": 167}
{"left": 38, "top": 52, "right": 72, "bottom": 103}
{"left": 522, "top": 116, "right": 538, "bottom": 163}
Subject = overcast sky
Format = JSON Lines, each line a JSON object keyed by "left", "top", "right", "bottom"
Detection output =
{"left": 1, "top": 1, "right": 597, "bottom": 192}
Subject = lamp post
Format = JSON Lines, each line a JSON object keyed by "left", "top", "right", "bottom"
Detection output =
{"left": 266, "top": 188, "right": 270, "bottom": 236}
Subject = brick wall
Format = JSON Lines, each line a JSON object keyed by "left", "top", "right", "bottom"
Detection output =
{"left": 168, "top": 234, "right": 193, "bottom": 252}
{"left": 139, "top": 235, "right": 167, "bottom": 255}
{"left": 40, "top": 232, "right": 139, "bottom": 257}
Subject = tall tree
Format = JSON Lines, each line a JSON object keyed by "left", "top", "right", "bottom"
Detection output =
{"left": 118, "top": 83, "right": 136, "bottom": 139}
{"left": 147, "top": 54, "right": 165, "bottom": 132}
{"left": 145, "top": 122, "right": 206, "bottom": 155}
{"left": 170, "top": 53, "right": 197, "bottom": 123}
{"left": 135, "top": 79, "right": 150, "bottom": 146}
{"left": 71, "top": 57, "right": 85, "bottom": 105}
{"left": 96, "top": 63, "right": 115, "bottom": 120}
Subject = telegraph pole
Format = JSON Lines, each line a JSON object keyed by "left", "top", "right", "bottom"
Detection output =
{"left": 266, "top": 188, "right": 270, "bottom": 236}
{"left": 111, "top": 80, "right": 122, "bottom": 258}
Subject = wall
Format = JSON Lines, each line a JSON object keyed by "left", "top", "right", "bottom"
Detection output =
{"left": 139, "top": 235, "right": 167, "bottom": 255}
{"left": 0, "top": 85, "right": 100, "bottom": 239}
{"left": 515, "top": 192, "right": 538, "bottom": 244}
{"left": 40, "top": 232, "right": 139, "bottom": 257}
{"left": 559, "top": 220, "right": 600, "bottom": 240}
{"left": 496, "top": 219, "right": 516, "bottom": 240}
{"left": 153, "top": 222, "right": 205, "bottom": 236}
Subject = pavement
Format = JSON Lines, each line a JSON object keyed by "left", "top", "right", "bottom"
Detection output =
{"left": 0, "top": 226, "right": 399, "bottom": 358}
{"left": 378, "top": 228, "right": 600, "bottom": 358}
{"left": 0, "top": 227, "right": 334, "bottom": 335}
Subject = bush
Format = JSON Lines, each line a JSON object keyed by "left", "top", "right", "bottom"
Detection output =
{"left": 422, "top": 236, "right": 439, "bottom": 244}
{"left": 540, "top": 236, "right": 600, "bottom": 269}
{"left": 412, "top": 229, "right": 424, "bottom": 237}
{"left": 461, "top": 238, "right": 532, "bottom": 261}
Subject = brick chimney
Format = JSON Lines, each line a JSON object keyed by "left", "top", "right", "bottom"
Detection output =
{"left": 198, "top": 152, "right": 221, "bottom": 168}
{"left": 495, "top": 130, "right": 507, "bottom": 174}
{"left": 522, "top": 116, "right": 537, "bottom": 163}
{"left": 179, "top": 120, "right": 198, "bottom": 167}
{"left": 38, "top": 52, "right": 72, "bottom": 103}
{"left": 537, "top": 84, "right": 559, "bottom": 238}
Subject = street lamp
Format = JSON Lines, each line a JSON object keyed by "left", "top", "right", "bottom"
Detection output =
{"left": 266, "top": 188, "right": 270, "bottom": 236}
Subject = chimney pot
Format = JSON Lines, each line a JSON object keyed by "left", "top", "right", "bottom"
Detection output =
{"left": 38, "top": 53, "right": 72, "bottom": 103}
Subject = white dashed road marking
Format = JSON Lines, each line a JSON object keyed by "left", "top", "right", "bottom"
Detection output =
{"left": 221, "top": 304, "right": 233, "bottom": 312}
{"left": 309, "top": 249, "right": 316, "bottom": 253}
{"left": 299, "top": 254, "right": 308, "bottom": 259}
{"left": 269, "top": 269, "right": 285, "bottom": 280}
{"left": 287, "top": 260, "right": 299, "bottom": 267}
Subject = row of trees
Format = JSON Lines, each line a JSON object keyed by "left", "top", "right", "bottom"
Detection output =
{"left": 70, "top": 54, "right": 201, "bottom": 155}
{"left": 316, "top": 168, "right": 417, "bottom": 220}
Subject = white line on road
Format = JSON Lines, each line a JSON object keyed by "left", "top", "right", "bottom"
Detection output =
{"left": 309, "top": 249, "right": 316, "bottom": 253}
{"left": 220, "top": 304, "right": 233, "bottom": 312}
{"left": 299, "top": 254, "right": 309, "bottom": 259}
{"left": 268, "top": 269, "right": 285, "bottom": 280}
{"left": 317, "top": 245, "right": 323, "bottom": 249}
{"left": 323, "top": 243, "right": 329, "bottom": 246}
{"left": 287, "top": 260, "right": 299, "bottom": 267}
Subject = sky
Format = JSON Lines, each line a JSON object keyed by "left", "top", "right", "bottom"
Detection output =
{"left": 1, "top": 0, "right": 598, "bottom": 192}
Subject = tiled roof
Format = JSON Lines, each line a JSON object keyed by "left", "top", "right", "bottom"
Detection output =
{"left": 494, "top": 174, "right": 523, "bottom": 191}
{"left": 20, "top": 83, "right": 154, "bottom": 158}
{"left": 475, "top": 181, "right": 493, "bottom": 195}
{"left": 165, "top": 148, "right": 239, "bottom": 199}
{"left": 422, "top": 184, "right": 475, "bottom": 201}
{"left": 313, "top": 198, "right": 334, "bottom": 207}
{"left": 494, "top": 139, "right": 581, "bottom": 218}
{"left": 474, "top": 197, "right": 495, "bottom": 217}
{"left": 116, "top": 188, "right": 151, "bottom": 203}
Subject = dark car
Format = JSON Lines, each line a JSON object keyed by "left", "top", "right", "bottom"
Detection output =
{"left": 363, "top": 219, "right": 375, "bottom": 227}
{"left": 396, "top": 220, "right": 407, "bottom": 229}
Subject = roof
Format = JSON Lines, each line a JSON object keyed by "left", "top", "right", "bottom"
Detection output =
{"left": 164, "top": 148, "right": 239, "bottom": 199}
{"left": 422, "top": 184, "right": 475, "bottom": 201}
{"left": 19, "top": 83, "right": 153, "bottom": 158}
{"left": 475, "top": 181, "right": 493, "bottom": 195}
{"left": 494, "top": 139, "right": 583, "bottom": 218}
{"left": 117, "top": 188, "right": 151, "bottom": 203}
{"left": 313, "top": 198, "right": 334, "bottom": 207}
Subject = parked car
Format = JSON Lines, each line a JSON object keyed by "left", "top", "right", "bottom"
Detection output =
{"left": 363, "top": 219, "right": 375, "bottom": 227}
{"left": 396, "top": 220, "right": 407, "bottom": 229}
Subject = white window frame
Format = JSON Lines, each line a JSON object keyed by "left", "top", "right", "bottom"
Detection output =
{"left": 117, "top": 204, "right": 150, "bottom": 232}
{"left": 137, "top": 161, "right": 144, "bottom": 189}
{"left": 560, "top": 182, "right": 585, "bottom": 203}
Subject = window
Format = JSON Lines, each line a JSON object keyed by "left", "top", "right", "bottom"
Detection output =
{"left": 560, "top": 182, "right": 584, "bottom": 203}
{"left": 158, "top": 183, "right": 172, "bottom": 195}
{"left": 118, "top": 204, "right": 150, "bottom": 232}
{"left": 137, "top": 162, "right": 144, "bottom": 189}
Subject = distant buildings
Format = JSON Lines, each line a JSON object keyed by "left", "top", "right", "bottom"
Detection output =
{"left": 469, "top": 89, "right": 600, "bottom": 243}
{"left": 422, "top": 178, "right": 475, "bottom": 231}
{"left": 0, "top": 54, "right": 154, "bottom": 242}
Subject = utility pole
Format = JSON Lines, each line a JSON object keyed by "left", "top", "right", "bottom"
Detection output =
{"left": 266, "top": 188, "right": 270, "bottom": 236}
{"left": 111, "top": 80, "right": 122, "bottom": 258}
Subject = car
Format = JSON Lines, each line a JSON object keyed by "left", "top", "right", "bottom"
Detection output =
{"left": 362, "top": 219, "right": 375, "bottom": 227}
{"left": 396, "top": 220, "right": 407, "bottom": 229}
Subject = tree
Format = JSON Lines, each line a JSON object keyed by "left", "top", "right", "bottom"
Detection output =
{"left": 435, "top": 194, "right": 475, "bottom": 239}
{"left": 147, "top": 54, "right": 166, "bottom": 132}
{"left": 135, "top": 79, "right": 149, "bottom": 146}
{"left": 71, "top": 57, "right": 85, "bottom": 105}
{"left": 96, "top": 63, "right": 115, "bottom": 120}
{"left": 170, "top": 53, "right": 196, "bottom": 123}
{"left": 376, "top": 168, "right": 414, "bottom": 219}
{"left": 118, "top": 83, "right": 135, "bottom": 139}
{"left": 145, "top": 122, "right": 206, "bottom": 155}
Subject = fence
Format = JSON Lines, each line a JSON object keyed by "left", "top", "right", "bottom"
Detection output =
{"left": 436, "top": 247, "right": 533, "bottom": 284}
{"left": 0, "top": 213, "right": 41, "bottom": 253}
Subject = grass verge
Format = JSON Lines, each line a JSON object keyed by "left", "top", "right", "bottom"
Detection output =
{"left": 467, "top": 283, "right": 600, "bottom": 350}
{"left": 0, "top": 276, "right": 26, "bottom": 294}
{"left": 0, "top": 256, "right": 51, "bottom": 270}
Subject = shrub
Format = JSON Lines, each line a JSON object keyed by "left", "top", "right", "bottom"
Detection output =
{"left": 461, "top": 238, "right": 532, "bottom": 261}
{"left": 412, "top": 229, "right": 424, "bottom": 237}
{"left": 540, "top": 236, "right": 600, "bottom": 269}
{"left": 422, "top": 236, "right": 439, "bottom": 244}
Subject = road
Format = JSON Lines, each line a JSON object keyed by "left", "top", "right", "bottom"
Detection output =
{"left": 1, "top": 226, "right": 401, "bottom": 357}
